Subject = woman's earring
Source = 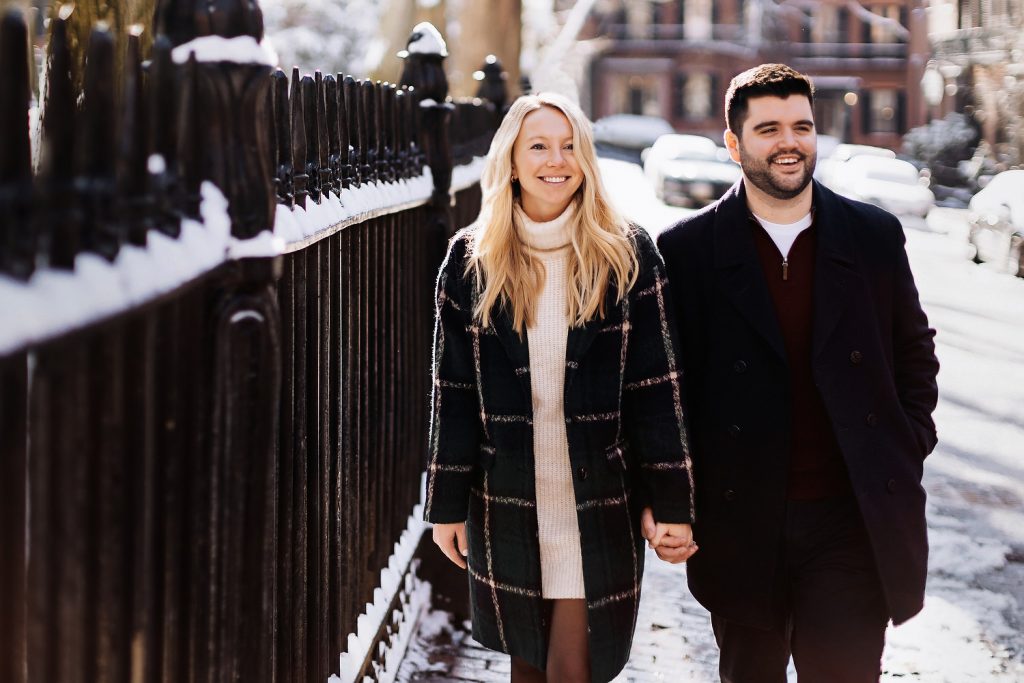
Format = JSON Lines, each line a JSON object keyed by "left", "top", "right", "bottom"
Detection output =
{"left": 511, "top": 174, "right": 518, "bottom": 182}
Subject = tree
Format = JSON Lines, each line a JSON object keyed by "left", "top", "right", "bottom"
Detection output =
{"left": 261, "top": 0, "right": 383, "bottom": 77}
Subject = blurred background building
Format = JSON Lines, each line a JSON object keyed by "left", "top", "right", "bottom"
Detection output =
{"left": 570, "top": 0, "right": 933, "bottom": 149}
{"left": 928, "top": 0, "right": 1023, "bottom": 168}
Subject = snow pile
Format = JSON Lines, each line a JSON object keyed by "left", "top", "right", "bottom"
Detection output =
{"left": 336, "top": 480, "right": 431, "bottom": 683}
{"left": 1, "top": 181, "right": 240, "bottom": 356}
{"left": 0, "top": 155, "right": 491, "bottom": 357}
{"left": 271, "top": 169, "right": 436, "bottom": 254}
{"left": 401, "top": 22, "right": 448, "bottom": 57}
{"left": 451, "top": 156, "right": 487, "bottom": 193}
{"left": 171, "top": 35, "right": 277, "bottom": 65}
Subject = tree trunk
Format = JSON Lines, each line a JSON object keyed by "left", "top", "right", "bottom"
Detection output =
{"left": 53, "top": 0, "right": 155, "bottom": 103}
{"left": 449, "top": 0, "right": 520, "bottom": 98}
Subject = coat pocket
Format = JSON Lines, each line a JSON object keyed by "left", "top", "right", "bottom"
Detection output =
{"left": 479, "top": 443, "right": 497, "bottom": 470}
{"left": 604, "top": 439, "right": 628, "bottom": 473}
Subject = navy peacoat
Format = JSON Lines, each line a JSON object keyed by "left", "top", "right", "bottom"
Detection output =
{"left": 424, "top": 227, "right": 695, "bottom": 682}
{"left": 656, "top": 180, "right": 939, "bottom": 629}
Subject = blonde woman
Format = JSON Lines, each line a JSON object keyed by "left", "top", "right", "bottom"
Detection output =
{"left": 424, "top": 92, "right": 697, "bottom": 683}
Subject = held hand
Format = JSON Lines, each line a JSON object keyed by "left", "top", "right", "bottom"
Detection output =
{"left": 432, "top": 522, "right": 468, "bottom": 569}
{"left": 641, "top": 507, "right": 698, "bottom": 564}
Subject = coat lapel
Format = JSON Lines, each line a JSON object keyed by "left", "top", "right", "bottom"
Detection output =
{"left": 490, "top": 304, "right": 533, "bottom": 398}
{"left": 713, "top": 181, "right": 788, "bottom": 365}
{"left": 811, "top": 182, "right": 863, "bottom": 359}
{"left": 565, "top": 284, "right": 619, "bottom": 374}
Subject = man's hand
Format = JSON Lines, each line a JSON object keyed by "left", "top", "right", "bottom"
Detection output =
{"left": 432, "top": 522, "right": 468, "bottom": 569}
{"left": 641, "top": 507, "right": 698, "bottom": 564}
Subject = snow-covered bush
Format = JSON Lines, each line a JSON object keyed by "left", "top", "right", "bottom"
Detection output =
{"left": 261, "top": 0, "right": 383, "bottom": 77}
{"left": 902, "top": 112, "right": 980, "bottom": 188}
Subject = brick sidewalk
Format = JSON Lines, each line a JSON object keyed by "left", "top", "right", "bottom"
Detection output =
{"left": 397, "top": 549, "right": 722, "bottom": 682}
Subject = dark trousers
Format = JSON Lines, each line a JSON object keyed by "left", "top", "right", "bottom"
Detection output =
{"left": 711, "top": 496, "right": 889, "bottom": 683}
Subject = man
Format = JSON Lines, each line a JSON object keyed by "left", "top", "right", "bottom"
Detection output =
{"left": 648, "top": 64, "right": 939, "bottom": 682}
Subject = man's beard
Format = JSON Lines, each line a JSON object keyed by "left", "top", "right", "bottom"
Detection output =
{"left": 738, "top": 144, "right": 816, "bottom": 200}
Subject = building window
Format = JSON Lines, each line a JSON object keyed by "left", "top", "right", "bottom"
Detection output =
{"left": 673, "top": 73, "right": 687, "bottom": 119}
{"left": 684, "top": 72, "right": 712, "bottom": 121}
{"left": 866, "top": 89, "right": 900, "bottom": 133}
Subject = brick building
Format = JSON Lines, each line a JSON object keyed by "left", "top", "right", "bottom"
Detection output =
{"left": 928, "top": 0, "right": 1023, "bottom": 167}
{"left": 571, "top": 0, "right": 931, "bottom": 149}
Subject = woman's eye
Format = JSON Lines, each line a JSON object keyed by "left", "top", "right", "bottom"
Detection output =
{"left": 531, "top": 143, "right": 545, "bottom": 150}
{"left": 563, "top": 144, "right": 573, "bottom": 151}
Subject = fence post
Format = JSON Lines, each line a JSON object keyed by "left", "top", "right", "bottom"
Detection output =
{"left": 398, "top": 22, "right": 454, "bottom": 237}
{"left": 0, "top": 9, "right": 34, "bottom": 281}
{"left": 156, "top": 0, "right": 275, "bottom": 238}
{"left": 153, "top": 2, "right": 281, "bottom": 680}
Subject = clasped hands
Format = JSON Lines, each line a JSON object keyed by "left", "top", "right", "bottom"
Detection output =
{"left": 432, "top": 508, "right": 697, "bottom": 570}
{"left": 641, "top": 507, "right": 698, "bottom": 564}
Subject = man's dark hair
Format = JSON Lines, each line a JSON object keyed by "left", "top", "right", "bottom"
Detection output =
{"left": 725, "top": 64, "right": 815, "bottom": 136}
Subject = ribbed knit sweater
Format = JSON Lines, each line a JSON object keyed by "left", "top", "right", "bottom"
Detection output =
{"left": 515, "top": 201, "right": 586, "bottom": 599}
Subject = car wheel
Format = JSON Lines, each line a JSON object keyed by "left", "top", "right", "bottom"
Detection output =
{"left": 1010, "top": 233, "right": 1024, "bottom": 278}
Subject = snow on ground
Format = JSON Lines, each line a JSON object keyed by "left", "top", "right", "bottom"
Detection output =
{"left": 399, "top": 164, "right": 1024, "bottom": 682}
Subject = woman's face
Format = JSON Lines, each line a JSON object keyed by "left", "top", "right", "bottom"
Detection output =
{"left": 511, "top": 106, "right": 584, "bottom": 222}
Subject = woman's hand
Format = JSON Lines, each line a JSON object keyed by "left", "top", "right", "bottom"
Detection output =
{"left": 432, "top": 522, "right": 468, "bottom": 569}
{"left": 641, "top": 507, "right": 698, "bottom": 564}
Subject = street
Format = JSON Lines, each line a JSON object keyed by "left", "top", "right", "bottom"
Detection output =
{"left": 398, "top": 161, "right": 1024, "bottom": 682}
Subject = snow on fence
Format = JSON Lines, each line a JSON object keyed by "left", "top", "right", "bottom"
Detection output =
{"left": 0, "top": 5, "right": 503, "bottom": 683}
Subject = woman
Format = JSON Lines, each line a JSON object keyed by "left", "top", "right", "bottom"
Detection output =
{"left": 424, "top": 92, "right": 697, "bottom": 683}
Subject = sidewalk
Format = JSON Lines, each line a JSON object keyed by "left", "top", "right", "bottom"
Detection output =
{"left": 397, "top": 549, "right": 720, "bottom": 682}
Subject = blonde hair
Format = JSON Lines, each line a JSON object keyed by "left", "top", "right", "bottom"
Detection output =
{"left": 467, "top": 92, "right": 639, "bottom": 333}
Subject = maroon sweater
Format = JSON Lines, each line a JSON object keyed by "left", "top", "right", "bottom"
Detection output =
{"left": 750, "top": 218, "right": 852, "bottom": 500}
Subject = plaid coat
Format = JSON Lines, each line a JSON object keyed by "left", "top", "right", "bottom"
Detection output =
{"left": 424, "top": 227, "right": 695, "bottom": 682}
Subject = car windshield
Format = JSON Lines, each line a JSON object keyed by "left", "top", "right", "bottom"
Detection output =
{"left": 866, "top": 169, "right": 917, "bottom": 185}
{"left": 858, "top": 161, "right": 919, "bottom": 185}
{"left": 672, "top": 148, "right": 720, "bottom": 162}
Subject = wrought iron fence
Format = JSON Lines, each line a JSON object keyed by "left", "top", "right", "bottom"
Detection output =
{"left": 0, "top": 3, "right": 499, "bottom": 682}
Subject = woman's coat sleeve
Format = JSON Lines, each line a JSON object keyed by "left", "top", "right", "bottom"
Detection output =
{"left": 423, "top": 241, "right": 482, "bottom": 524}
{"left": 621, "top": 230, "right": 696, "bottom": 524}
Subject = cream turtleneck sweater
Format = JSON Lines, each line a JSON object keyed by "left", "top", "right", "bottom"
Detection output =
{"left": 515, "top": 201, "right": 586, "bottom": 599}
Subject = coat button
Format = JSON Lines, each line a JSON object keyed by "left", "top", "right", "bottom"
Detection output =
{"left": 723, "top": 489, "right": 736, "bottom": 502}
{"left": 886, "top": 478, "right": 897, "bottom": 493}
{"left": 866, "top": 412, "right": 878, "bottom": 427}
{"left": 733, "top": 360, "right": 748, "bottom": 374}
{"left": 850, "top": 350, "right": 864, "bottom": 365}
{"left": 577, "top": 466, "right": 588, "bottom": 481}
{"left": 728, "top": 424, "right": 742, "bottom": 438}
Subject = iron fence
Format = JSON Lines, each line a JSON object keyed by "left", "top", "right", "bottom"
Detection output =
{"left": 0, "top": 3, "right": 498, "bottom": 681}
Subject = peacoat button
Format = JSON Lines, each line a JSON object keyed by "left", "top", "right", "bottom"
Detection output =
{"left": 577, "top": 466, "right": 588, "bottom": 481}
{"left": 723, "top": 489, "right": 736, "bottom": 502}
{"left": 850, "top": 350, "right": 864, "bottom": 365}
{"left": 734, "top": 360, "right": 748, "bottom": 374}
{"left": 866, "top": 412, "right": 878, "bottom": 427}
{"left": 886, "top": 478, "right": 897, "bottom": 493}
{"left": 728, "top": 424, "right": 742, "bottom": 438}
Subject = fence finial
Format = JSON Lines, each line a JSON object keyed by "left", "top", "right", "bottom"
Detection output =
{"left": 155, "top": 0, "right": 264, "bottom": 46}
{"left": 398, "top": 22, "right": 449, "bottom": 104}
{"left": 474, "top": 54, "right": 509, "bottom": 115}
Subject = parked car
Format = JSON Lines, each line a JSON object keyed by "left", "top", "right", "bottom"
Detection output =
{"left": 817, "top": 143, "right": 896, "bottom": 189}
{"left": 593, "top": 114, "right": 674, "bottom": 165}
{"left": 829, "top": 155, "right": 935, "bottom": 217}
{"left": 967, "top": 169, "right": 1024, "bottom": 277}
{"left": 642, "top": 133, "right": 740, "bottom": 207}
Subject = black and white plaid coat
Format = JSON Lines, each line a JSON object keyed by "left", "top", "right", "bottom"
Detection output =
{"left": 424, "top": 226, "right": 695, "bottom": 682}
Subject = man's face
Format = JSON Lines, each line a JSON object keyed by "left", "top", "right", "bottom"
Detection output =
{"left": 725, "top": 95, "right": 817, "bottom": 201}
